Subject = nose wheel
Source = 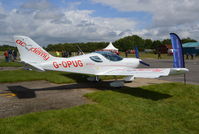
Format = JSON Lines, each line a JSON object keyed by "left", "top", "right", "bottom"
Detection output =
{"left": 124, "top": 76, "right": 134, "bottom": 83}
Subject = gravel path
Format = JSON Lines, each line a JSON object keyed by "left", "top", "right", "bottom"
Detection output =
{"left": 0, "top": 67, "right": 22, "bottom": 71}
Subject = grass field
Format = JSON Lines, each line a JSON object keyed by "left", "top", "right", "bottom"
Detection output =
{"left": 0, "top": 59, "right": 22, "bottom": 67}
{"left": 0, "top": 83, "right": 198, "bottom": 134}
{"left": 0, "top": 70, "right": 122, "bottom": 83}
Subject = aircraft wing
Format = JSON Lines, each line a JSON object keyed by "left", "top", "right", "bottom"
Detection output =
{"left": 98, "top": 68, "right": 188, "bottom": 78}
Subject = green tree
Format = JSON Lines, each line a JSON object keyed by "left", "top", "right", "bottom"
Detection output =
{"left": 152, "top": 40, "right": 162, "bottom": 49}
{"left": 162, "top": 39, "right": 171, "bottom": 45}
{"left": 113, "top": 35, "right": 144, "bottom": 51}
{"left": 182, "top": 37, "right": 197, "bottom": 44}
{"left": 45, "top": 35, "right": 197, "bottom": 52}
{"left": 144, "top": 39, "right": 153, "bottom": 49}
{"left": 0, "top": 45, "right": 17, "bottom": 51}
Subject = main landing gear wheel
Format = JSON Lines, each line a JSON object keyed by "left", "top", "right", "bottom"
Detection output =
{"left": 87, "top": 76, "right": 101, "bottom": 82}
{"left": 110, "top": 81, "right": 124, "bottom": 87}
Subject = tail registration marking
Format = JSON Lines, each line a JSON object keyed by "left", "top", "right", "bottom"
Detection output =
{"left": 53, "top": 60, "right": 83, "bottom": 68}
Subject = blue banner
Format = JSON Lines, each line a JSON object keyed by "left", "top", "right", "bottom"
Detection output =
{"left": 170, "top": 33, "right": 185, "bottom": 68}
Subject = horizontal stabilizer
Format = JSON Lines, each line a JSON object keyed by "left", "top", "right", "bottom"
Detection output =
{"left": 21, "top": 61, "right": 45, "bottom": 72}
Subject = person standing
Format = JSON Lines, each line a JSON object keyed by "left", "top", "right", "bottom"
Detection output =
{"left": 56, "top": 51, "right": 60, "bottom": 57}
{"left": 65, "top": 51, "right": 69, "bottom": 57}
{"left": 4, "top": 50, "right": 9, "bottom": 62}
{"left": 125, "top": 50, "right": 128, "bottom": 57}
{"left": 12, "top": 50, "right": 17, "bottom": 61}
{"left": 157, "top": 51, "right": 161, "bottom": 59}
{"left": 8, "top": 49, "right": 13, "bottom": 62}
{"left": 190, "top": 54, "right": 194, "bottom": 60}
{"left": 69, "top": 51, "right": 72, "bottom": 57}
{"left": 186, "top": 53, "right": 189, "bottom": 60}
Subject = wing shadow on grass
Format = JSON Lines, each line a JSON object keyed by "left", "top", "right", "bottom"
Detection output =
{"left": 111, "top": 87, "right": 171, "bottom": 101}
{"left": 8, "top": 81, "right": 171, "bottom": 100}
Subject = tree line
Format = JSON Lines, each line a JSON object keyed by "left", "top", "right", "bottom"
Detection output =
{"left": 0, "top": 35, "right": 197, "bottom": 52}
{"left": 45, "top": 42, "right": 108, "bottom": 52}
{"left": 46, "top": 35, "right": 197, "bottom": 52}
{"left": 0, "top": 45, "right": 17, "bottom": 51}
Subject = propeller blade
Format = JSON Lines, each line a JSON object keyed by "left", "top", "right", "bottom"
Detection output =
{"left": 134, "top": 46, "right": 150, "bottom": 66}
{"left": 140, "top": 60, "right": 150, "bottom": 66}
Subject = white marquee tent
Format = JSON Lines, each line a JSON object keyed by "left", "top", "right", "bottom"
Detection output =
{"left": 103, "top": 42, "right": 118, "bottom": 51}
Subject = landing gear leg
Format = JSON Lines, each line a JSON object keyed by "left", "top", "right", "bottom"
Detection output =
{"left": 124, "top": 76, "right": 134, "bottom": 82}
{"left": 95, "top": 76, "right": 101, "bottom": 82}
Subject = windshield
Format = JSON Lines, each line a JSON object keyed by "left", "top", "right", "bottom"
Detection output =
{"left": 95, "top": 51, "right": 123, "bottom": 61}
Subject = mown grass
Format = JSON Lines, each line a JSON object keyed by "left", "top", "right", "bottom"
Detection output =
{"left": 0, "top": 60, "right": 22, "bottom": 67}
{"left": 0, "top": 83, "right": 198, "bottom": 134}
{"left": 0, "top": 70, "right": 122, "bottom": 83}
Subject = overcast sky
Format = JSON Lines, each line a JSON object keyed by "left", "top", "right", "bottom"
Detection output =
{"left": 0, "top": 0, "right": 199, "bottom": 46}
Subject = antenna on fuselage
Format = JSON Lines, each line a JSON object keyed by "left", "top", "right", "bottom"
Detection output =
{"left": 76, "top": 45, "right": 85, "bottom": 55}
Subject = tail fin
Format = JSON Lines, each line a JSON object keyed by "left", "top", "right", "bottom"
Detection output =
{"left": 170, "top": 33, "right": 185, "bottom": 68}
{"left": 14, "top": 36, "right": 53, "bottom": 63}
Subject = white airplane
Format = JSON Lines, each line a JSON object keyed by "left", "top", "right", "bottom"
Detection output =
{"left": 14, "top": 33, "right": 188, "bottom": 87}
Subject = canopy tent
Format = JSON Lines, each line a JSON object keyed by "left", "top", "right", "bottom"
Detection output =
{"left": 182, "top": 42, "right": 199, "bottom": 55}
{"left": 103, "top": 42, "right": 118, "bottom": 51}
{"left": 182, "top": 42, "right": 199, "bottom": 48}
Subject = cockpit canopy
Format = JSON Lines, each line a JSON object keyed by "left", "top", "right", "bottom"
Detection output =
{"left": 94, "top": 51, "right": 123, "bottom": 61}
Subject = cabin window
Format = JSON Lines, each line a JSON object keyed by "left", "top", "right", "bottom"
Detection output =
{"left": 89, "top": 56, "right": 103, "bottom": 62}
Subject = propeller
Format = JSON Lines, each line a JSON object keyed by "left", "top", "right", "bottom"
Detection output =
{"left": 139, "top": 60, "right": 150, "bottom": 66}
{"left": 134, "top": 47, "right": 150, "bottom": 67}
